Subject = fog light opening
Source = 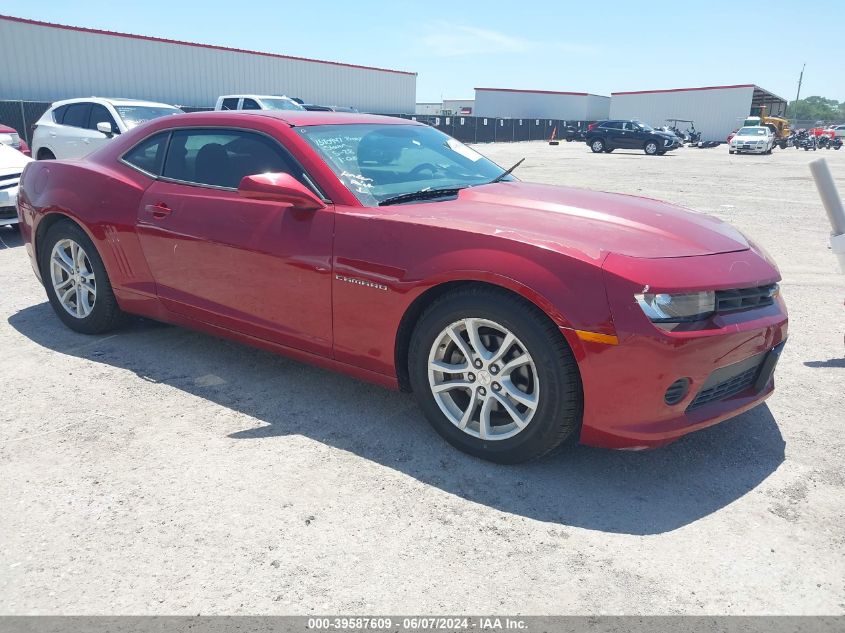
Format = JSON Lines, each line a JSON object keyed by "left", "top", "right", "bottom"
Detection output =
{"left": 664, "top": 378, "right": 691, "bottom": 405}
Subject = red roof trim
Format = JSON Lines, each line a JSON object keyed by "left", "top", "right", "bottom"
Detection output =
{"left": 611, "top": 84, "right": 757, "bottom": 96}
{"left": 0, "top": 14, "right": 417, "bottom": 77}
{"left": 475, "top": 87, "right": 607, "bottom": 98}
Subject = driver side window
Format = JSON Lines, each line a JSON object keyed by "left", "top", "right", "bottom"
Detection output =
{"left": 161, "top": 129, "right": 304, "bottom": 189}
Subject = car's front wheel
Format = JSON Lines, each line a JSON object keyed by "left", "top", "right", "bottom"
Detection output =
{"left": 409, "top": 287, "right": 582, "bottom": 463}
{"left": 590, "top": 138, "right": 605, "bottom": 153}
{"left": 644, "top": 140, "right": 660, "bottom": 155}
{"left": 40, "top": 219, "right": 125, "bottom": 334}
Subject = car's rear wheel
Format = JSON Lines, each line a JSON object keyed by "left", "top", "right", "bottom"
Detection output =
{"left": 40, "top": 219, "right": 125, "bottom": 334}
{"left": 590, "top": 139, "right": 605, "bottom": 153}
{"left": 409, "top": 287, "right": 582, "bottom": 463}
{"left": 37, "top": 148, "right": 55, "bottom": 160}
{"left": 644, "top": 140, "right": 660, "bottom": 155}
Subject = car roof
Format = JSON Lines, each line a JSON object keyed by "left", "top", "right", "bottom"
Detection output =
{"left": 50, "top": 97, "right": 179, "bottom": 109}
{"left": 217, "top": 95, "right": 296, "bottom": 100}
{"left": 169, "top": 110, "right": 420, "bottom": 127}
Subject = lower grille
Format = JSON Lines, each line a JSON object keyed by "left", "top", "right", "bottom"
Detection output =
{"left": 685, "top": 349, "right": 770, "bottom": 412}
{"left": 686, "top": 366, "right": 759, "bottom": 411}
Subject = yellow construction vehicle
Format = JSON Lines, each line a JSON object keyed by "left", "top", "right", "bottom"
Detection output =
{"left": 744, "top": 106, "right": 791, "bottom": 149}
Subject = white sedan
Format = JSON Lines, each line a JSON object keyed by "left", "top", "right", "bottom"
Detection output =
{"left": 31, "top": 97, "right": 183, "bottom": 160}
{"left": 729, "top": 126, "right": 775, "bottom": 154}
{"left": 0, "top": 143, "right": 32, "bottom": 227}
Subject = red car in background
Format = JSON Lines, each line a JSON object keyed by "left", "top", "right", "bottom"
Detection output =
{"left": 17, "top": 111, "right": 787, "bottom": 463}
{"left": 809, "top": 127, "right": 835, "bottom": 139}
{"left": 0, "top": 124, "right": 30, "bottom": 156}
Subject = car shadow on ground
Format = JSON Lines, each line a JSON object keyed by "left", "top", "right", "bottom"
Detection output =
{"left": 9, "top": 303, "right": 785, "bottom": 535}
{"left": 804, "top": 358, "right": 845, "bottom": 368}
{"left": 0, "top": 227, "right": 23, "bottom": 249}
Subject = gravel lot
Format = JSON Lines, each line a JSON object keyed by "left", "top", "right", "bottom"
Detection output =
{"left": 1, "top": 141, "right": 843, "bottom": 615}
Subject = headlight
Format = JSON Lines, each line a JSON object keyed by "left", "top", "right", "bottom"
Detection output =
{"left": 635, "top": 291, "right": 716, "bottom": 323}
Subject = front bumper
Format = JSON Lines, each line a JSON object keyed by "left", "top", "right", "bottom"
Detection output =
{"left": 732, "top": 143, "right": 768, "bottom": 153}
{"left": 0, "top": 186, "right": 20, "bottom": 226}
{"left": 572, "top": 249, "right": 788, "bottom": 449}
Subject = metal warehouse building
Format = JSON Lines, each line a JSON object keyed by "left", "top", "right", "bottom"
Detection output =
{"left": 0, "top": 15, "right": 416, "bottom": 113}
{"left": 610, "top": 84, "right": 787, "bottom": 142}
{"left": 474, "top": 88, "right": 610, "bottom": 121}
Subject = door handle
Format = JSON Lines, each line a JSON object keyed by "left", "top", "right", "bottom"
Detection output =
{"left": 145, "top": 202, "right": 172, "bottom": 219}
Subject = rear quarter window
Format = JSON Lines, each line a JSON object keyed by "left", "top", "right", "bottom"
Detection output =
{"left": 62, "top": 103, "right": 91, "bottom": 128}
{"left": 122, "top": 132, "right": 170, "bottom": 176}
{"left": 52, "top": 104, "right": 69, "bottom": 123}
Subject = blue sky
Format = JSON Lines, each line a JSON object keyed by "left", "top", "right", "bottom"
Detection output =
{"left": 3, "top": 0, "right": 843, "bottom": 102}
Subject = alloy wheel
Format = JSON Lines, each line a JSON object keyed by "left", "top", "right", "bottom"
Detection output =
{"left": 427, "top": 318, "right": 539, "bottom": 440}
{"left": 50, "top": 238, "right": 96, "bottom": 318}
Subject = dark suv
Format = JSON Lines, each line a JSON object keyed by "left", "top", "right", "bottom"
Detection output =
{"left": 585, "top": 120, "right": 680, "bottom": 155}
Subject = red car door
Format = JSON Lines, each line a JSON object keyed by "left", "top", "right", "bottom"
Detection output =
{"left": 134, "top": 127, "right": 334, "bottom": 356}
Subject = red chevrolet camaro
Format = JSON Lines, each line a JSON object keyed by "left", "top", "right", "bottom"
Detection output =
{"left": 17, "top": 111, "right": 788, "bottom": 463}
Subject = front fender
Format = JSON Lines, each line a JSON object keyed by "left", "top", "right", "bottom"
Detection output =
{"left": 332, "top": 215, "right": 614, "bottom": 377}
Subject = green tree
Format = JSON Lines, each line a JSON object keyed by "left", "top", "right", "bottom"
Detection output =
{"left": 788, "top": 96, "right": 842, "bottom": 121}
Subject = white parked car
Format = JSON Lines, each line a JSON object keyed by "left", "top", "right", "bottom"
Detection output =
{"left": 729, "top": 126, "right": 775, "bottom": 154}
{"left": 0, "top": 143, "right": 32, "bottom": 227}
{"left": 827, "top": 124, "right": 845, "bottom": 138}
{"left": 214, "top": 94, "right": 304, "bottom": 112}
{"left": 31, "top": 97, "right": 183, "bottom": 160}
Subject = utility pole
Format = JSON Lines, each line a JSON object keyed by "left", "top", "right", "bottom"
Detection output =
{"left": 795, "top": 63, "right": 805, "bottom": 103}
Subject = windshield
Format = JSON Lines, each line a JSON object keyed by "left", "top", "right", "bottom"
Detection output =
{"left": 299, "top": 124, "right": 513, "bottom": 206}
{"left": 114, "top": 105, "right": 182, "bottom": 129}
{"left": 738, "top": 127, "right": 768, "bottom": 136}
{"left": 260, "top": 98, "right": 304, "bottom": 111}
{"left": 634, "top": 121, "right": 654, "bottom": 131}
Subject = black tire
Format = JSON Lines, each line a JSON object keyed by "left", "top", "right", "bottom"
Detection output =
{"left": 40, "top": 219, "right": 125, "bottom": 334}
{"left": 644, "top": 139, "right": 660, "bottom": 155}
{"left": 37, "top": 148, "right": 56, "bottom": 160}
{"left": 408, "top": 287, "right": 582, "bottom": 464}
{"left": 589, "top": 138, "right": 605, "bottom": 153}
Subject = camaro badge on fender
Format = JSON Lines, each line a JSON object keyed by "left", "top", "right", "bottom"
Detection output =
{"left": 335, "top": 274, "right": 388, "bottom": 291}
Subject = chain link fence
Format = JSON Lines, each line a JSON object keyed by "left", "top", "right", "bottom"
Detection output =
{"left": 0, "top": 101, "right": 54, "bottom": 144}
{"left": 789, "top": 119, "right": 845, "bottom": 129}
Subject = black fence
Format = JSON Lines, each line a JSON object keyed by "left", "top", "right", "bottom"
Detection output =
{"left": 0, "top": 99, "right": 589, "bottom": 146}
{"left": 383, "top": 113, "right": 590, "bottom": 143}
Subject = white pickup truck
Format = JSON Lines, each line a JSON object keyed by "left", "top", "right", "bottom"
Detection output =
{"left": 214, "top": 95, "right": 304, "bottom": 112}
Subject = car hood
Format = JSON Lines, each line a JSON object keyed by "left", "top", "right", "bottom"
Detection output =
{"left": 386, "top": 181, "right": 749, "bottom": 261}
{"left": 0, "top": 144, "right": 31, "bottom": 171}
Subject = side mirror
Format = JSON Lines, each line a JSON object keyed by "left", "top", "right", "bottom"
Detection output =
{"left": 96, "top": 121, "right": 116, "bottom": 137}
{"left": 238, "top": 173, "right": 326, "bottom": 211}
